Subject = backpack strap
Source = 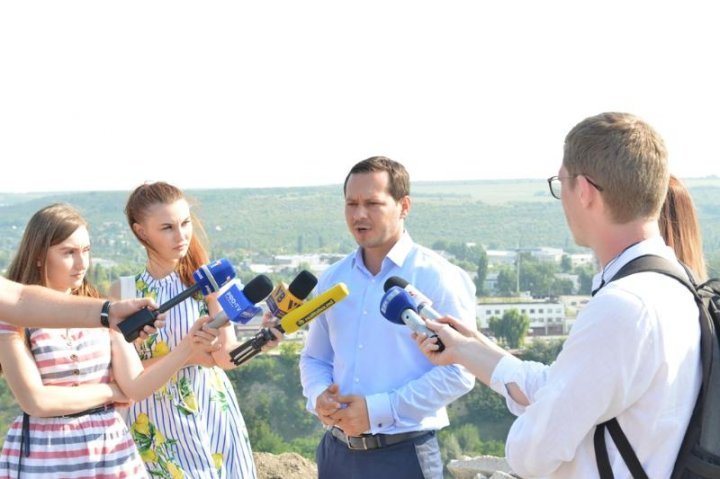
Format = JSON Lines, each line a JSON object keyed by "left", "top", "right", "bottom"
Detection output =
{"left": 595, "top": 419, "right": 649, "bottom": 479}
{"left": 593, "top": 254, "right": 694, "bottom": 479}
{"left": 19, "top": 328, "right": 32, "bottom": 477}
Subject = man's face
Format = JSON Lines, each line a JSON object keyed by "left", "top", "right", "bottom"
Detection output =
{"left": 558, "top": 165, "right": 588, "bottom": 247}
{"left": 344, "top": 170, "right": 409, "bottom": 255}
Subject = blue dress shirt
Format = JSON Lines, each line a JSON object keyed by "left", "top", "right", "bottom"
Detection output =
{"left": 300, "top": 232, "right": 476, "bottom": 435}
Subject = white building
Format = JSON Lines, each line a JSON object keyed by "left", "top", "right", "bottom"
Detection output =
{"left": 557, "top": 294, "right": 592, "bottom": 332}
{"left": 569, "top": 252, "right": 596, "bottom": 269}
{"left": 486, "top": 250, "right": 517, "bottom": 266}
{"left": 477, "top": 300, "right": 567, "bottom": 335}
{"left": 529, "top": 247, "right": 564, "bottom": 264}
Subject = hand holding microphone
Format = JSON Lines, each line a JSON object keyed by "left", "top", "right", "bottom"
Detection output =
{"left": 224, "top": 270, "right": 317, "bottom": 364}
{"left": 230, "top": 282, "right": 349, "bottom": 366}
{"left": 379, "top": 286, "right": 445, "bottom": 351}
{"left": 382, "top": 277, "right": 488, "bottom": 367}
{"left": 118, "top": 258, "right": 236, "bottom": 342}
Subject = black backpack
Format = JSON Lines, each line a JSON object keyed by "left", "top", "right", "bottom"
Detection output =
{"left": 593, "top": 254, "right": 720, "bottom": 479}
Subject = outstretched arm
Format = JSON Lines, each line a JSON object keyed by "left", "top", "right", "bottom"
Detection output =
{"left": 416, "top": 316, "right": 529, "bottom": 406}
{"left": 1, "top": 276, "right": 159, "bottom": 332}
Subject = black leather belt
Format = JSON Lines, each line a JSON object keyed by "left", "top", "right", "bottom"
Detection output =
{"left": 330, "top": 426, "right": 430, "bottom": 450}
{"left": 59, "top": 403, "right": 115, "bottom": 418}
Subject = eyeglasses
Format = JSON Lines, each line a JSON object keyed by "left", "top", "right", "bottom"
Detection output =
{"left": 547, "top": 174, "right": 604, "bottom": 200}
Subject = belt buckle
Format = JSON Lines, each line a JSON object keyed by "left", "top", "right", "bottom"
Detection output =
{"left": 347, "top": 435, "right": 369, "bottom": 451}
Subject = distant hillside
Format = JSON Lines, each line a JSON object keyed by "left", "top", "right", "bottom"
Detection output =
{"left": 1, "top": 178, "right": 719, "bottom": 271}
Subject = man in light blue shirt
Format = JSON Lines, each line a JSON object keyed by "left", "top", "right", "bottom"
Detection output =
{"left": 299, "top": 156, "right": 476, "bottom": 478}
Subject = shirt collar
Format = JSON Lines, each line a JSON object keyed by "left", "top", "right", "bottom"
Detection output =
{"left": 591, "top": 236, "right": 677, "bottom": 292}
{"left": 351, "top": 231, "right": 413, "bottom": 273}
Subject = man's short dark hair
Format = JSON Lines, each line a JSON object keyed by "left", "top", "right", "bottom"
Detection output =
{"left": 343, "top": 156, "right": 410, "bottom": 201}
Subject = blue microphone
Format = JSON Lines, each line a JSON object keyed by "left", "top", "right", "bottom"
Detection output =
{"left": 383, "top": 276, "right": 442, "bottom": 320}
{"left": 380, "top": 286, "right": 445, "bottom": 351}
{"left": 207, "top": 275, "right": 274, "bottom": 328}
{"left": 118, "top": 258, "right": 236, "bottom": 341}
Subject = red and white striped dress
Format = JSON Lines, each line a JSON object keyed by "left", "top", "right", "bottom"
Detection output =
{"left": 0, "top": 323, "right": 147, "bottom": 479}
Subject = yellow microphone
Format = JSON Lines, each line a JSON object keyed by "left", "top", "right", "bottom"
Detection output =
{"left": 277, "top": 283, "right": 349, "bottom": 334}
{"left": 230, "top": 283, "right": 350, "bottom": 365}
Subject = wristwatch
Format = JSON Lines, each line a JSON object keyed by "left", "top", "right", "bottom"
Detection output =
{"left": 100, "top": 300, "right": 111, "bottom": 328}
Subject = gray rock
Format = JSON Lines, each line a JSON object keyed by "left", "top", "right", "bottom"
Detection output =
{"left": 447, "top": 455, "right": 514, "bottom": 479}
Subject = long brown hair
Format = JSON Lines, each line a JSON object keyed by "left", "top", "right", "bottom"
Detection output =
{"left": 6, "top": 203, "right": 99, "bottom": 298}
{"left": 2, "top": 204, "right": 99, "bottom": 374}
{"left": 124, "top": 182, "right": 209, "bottom": 287}
{"left": 659, "top": 175, "right": 708, "bottom": 282}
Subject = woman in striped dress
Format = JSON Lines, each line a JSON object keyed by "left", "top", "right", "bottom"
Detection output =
{"left": 112, "top": 182, "right": 271, "bottom": 479}
{"left": 0, "top": 204, "right": 220, "bottom": 478}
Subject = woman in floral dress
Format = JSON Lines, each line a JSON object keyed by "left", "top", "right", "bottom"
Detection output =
{"left": 112, "top": 182, "right": 270, "bottom": 479}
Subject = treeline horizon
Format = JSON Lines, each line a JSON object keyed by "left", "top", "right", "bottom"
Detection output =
{"left": 1, "top": 178, "right": 719, "bottom": 276}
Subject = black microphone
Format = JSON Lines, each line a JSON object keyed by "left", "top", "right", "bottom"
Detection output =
{"left": 230, "top": 283, "right": 349, "bottom": 366}
{"left": 118, "top": 258, "right": 236, "bottom": 342}
{"left": 265, "top": 270, "right": 319, "bottom": 319}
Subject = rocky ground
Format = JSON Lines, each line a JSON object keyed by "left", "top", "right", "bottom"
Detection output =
{"left": 254, "top": 452, "right": 318, "bottom": 479}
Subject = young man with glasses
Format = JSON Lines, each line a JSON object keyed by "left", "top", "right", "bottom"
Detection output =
{"left": 415, "top": 112, "right": 701, "bottom": 478}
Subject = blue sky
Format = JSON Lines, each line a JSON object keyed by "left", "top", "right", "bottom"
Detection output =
{"left": 1, "top": 1, "right": 718, "bottom": 193}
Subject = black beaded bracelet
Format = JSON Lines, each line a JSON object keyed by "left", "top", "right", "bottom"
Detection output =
{"left": 100, "top": 300, "right": 111, "bottom": 328}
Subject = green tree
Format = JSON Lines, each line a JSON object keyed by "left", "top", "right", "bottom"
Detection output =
{"left": 432, "top": 240, "right": 449, "bottom": 252}
{"left": 560, "top": 254, "right": 573, "bottom": 272}
{"left": 495, "top": 266, "right": 517, "bottom": 296}
{"left": 521, "top": 337, "right": 565, "bottom": 364}
{"left": 552, "top": 277, "right": 576, "bottom": 296}
{"left": 503, "top": 309, "right": 530, "bottom": 348}
{"left": 518, "top": 255, "right": 557, "bottom": 298}
{"left": 474, "top": 247, "right": 488, "bottom": 297}
{"left": 576, "top": 264, "right": 596, "bottom": 295}
{"left": 488, "top": 315, "right": 505, "bottom": 343}
{"left": 488, "top": 309, "right": 530, "bottom": 348}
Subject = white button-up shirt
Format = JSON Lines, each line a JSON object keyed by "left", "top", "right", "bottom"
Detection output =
{"left": 490, "top": 237, "right": 701, "bottom": 478}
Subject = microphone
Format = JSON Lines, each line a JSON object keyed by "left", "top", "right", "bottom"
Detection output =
{"left": 384, "top": 276, "right": 442, "bottom": 320}
{"left": 207, "top": 275, "right": 274, "bottom": 328}
{"left": 265, "top": 270, "right": 318, "bottom": 319}
{"left": 118, "top": 258, "right": 236, "bottom": 342}
{"left": 230, "top": 282, "right": 350, "bottom": 366}
{"left": 379, "top": 286, "right": 445, "bottom": 351}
